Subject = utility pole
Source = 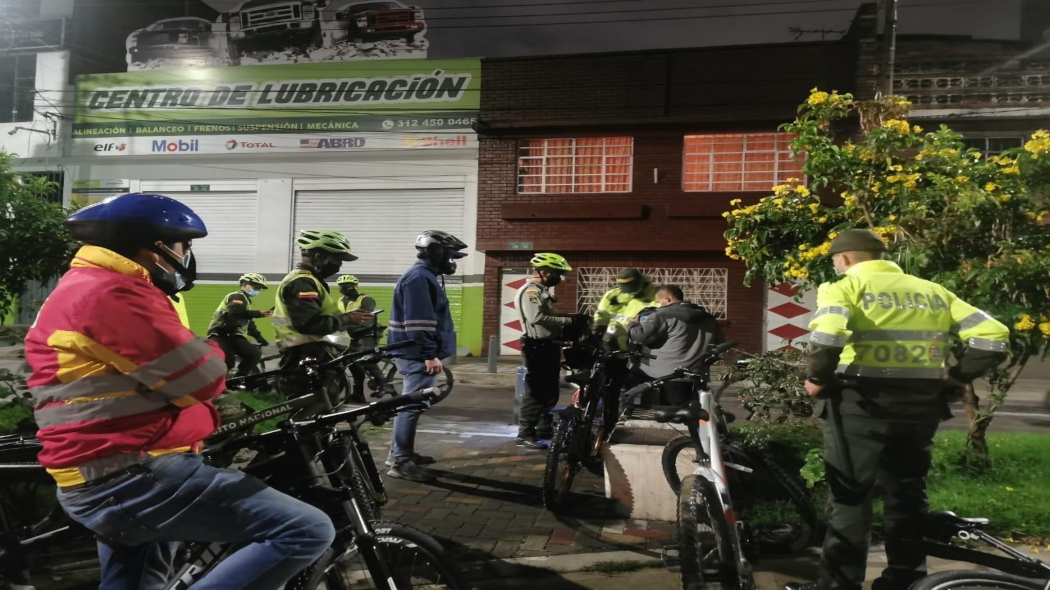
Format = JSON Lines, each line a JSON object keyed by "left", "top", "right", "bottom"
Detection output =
{"left": 885, "top": 0, "right": 900, "bottom": 95}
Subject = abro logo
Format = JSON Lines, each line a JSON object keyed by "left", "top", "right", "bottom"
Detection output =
{"left": 93, "top": 142, "right": 127, "bottom": 152}
{"left": 151, "top": 139, "right": 200, "bottom": 153}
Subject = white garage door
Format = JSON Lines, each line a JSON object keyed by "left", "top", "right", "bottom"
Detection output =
{"left": 148, "top": 190, "right": 259, "bottom": 275}
{"left": 292, "top": 189, "right": 466, "bottom": 275}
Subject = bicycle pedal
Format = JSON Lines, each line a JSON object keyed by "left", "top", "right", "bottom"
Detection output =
{"left": 725, "top": 461, "right": 754, "bottom": 474}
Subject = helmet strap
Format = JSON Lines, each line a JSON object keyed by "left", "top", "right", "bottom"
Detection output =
{"left": 147, "top": 243, "right": 197, "bottom": 296}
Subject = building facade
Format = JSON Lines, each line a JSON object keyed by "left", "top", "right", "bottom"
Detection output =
{"left": 476, "top": 42, "right": 858, "bottom": 355}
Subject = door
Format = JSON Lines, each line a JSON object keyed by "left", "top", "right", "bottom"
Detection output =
{"left": 499, "top": 270, "right": 530, "bottom": 355}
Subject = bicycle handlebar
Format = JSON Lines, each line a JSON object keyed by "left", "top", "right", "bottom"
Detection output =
{"left": 225, "top": 340, "right": 415, "bottom": 390}
{"left": 295, "top": 384, "right": 451, "bottom": 430}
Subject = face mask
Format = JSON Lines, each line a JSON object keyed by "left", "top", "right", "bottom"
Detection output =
{"left": 340, "top": 287, "right": 359, "bottom": 299}
{"left": 246, "top": 288, "right": 260, "bottom": 298}
{"left": 425, "top": 247, "right": 457, "bottom": 275}
{"left": 545, "top": 272, "right": 563, "bottom": 287}
{"left": 149, "top": 244, "right": 196, "bottom": 296}
{"left": 314, "top": 254, "right": 342, "bottom": 279}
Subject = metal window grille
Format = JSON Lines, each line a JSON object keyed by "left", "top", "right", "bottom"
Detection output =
{"left": 517, "top": 137, "right": 634, "bottom": 194}
{"left": 960, "top": 136, "right": 1025, "bottom": 156}
{"left": 682, "top": 132, "right": 803, "bottom": 192}
{"left": 576, "top": 267, "right": 729, "bottom": 319}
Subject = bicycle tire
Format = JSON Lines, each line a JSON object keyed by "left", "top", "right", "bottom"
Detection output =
{"left": 679, "top": 474, "right": 703, "bottom": 590}
{"left": 289, "top": 522, "right": 469, "bottom": 590}
{"left": 343, "top": 437, "right": 382, "bottom": 521}
{"left": 680, "top": 474, "right": 737, "bottom": 590}
{"left": 662, "top": 436, "right": 817, "bottom": 553}
{"left": 909, "top": 571, "right": 1049, "bottom": 590}
{"left": 543, "top": 406, "right": 582, "bottom": 511}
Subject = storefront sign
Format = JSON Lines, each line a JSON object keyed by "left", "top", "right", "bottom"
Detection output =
{"left": 72, "top": 59, "right": 480, "bottom": 142}
{"left": 71, "top": 179, "right": 130, "bottom": 206}
{"left": 72, "top": 132, "right": 478, "bottom": 157}
{"left": 0, "top": 18, "right": 65, "bottom": 54}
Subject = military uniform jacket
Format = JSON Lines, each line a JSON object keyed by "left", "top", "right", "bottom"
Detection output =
{"left": 516, "top": 280, "right": 573, "bottom": 340}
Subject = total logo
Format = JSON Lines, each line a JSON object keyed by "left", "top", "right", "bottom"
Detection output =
{"left": 93, "top": 142, "right": 127, "bottom": 152}
{"left": 225, "top": 139, "right": 277, "bottom": 150}
{"left": 151, "top": 139, "right": 200, "bottom": 153}
{"left": 403, "top": 135, "right": 469, "bottom": 148}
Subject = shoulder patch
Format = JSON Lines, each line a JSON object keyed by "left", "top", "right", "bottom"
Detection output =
{"left": 526, "top": 289, "right": 540, "bottom": 304}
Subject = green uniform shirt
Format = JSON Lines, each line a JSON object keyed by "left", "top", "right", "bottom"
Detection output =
{"left": 517, "top": 279, "right": 572, "bottom": 340}
{"left": 272, "top": 267, "right": 351, "bottom": 349}
{"left": 206, "top": 291, "right": 265, "bottom": 342}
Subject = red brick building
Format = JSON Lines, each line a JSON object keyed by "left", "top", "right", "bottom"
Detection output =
{"left": 476, "top": 39, "right": 858, "bottom": 355}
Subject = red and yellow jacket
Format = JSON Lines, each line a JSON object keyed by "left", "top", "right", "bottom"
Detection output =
{"left": 24, "top": 246, "right": 227, "bottom": 486}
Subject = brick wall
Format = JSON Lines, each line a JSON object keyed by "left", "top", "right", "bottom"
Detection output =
{"left": 484, "top": 253, "right": 765, "bottom": 356}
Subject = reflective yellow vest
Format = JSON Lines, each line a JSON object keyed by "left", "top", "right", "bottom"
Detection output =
{"left": 808, "top": 260, "right": 1009, "bottom": 379}
{"left": 169, "top": 295, "right": 190, "bottom": 329}
{"left": 337, "top": 296, "right": 363, "bottom": 313}
{"left": 206, "top": 291, "right": 253, "bottom": 338}
{"left": 272, "top": 270, "right": 341, "bottom": 349}
{"left": 593, "top": 284, "right": 659, "bottom": 349}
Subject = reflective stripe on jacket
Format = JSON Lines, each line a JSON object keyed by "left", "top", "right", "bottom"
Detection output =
{"left": 207, "top": 291, "right": 253, "bottom": 338}
{"left": 24, "top": 246, "right": 226, "bottom": 486}
{"left": 593, "top": 284, "right": 659, "bottom": 350}
{"left": 807, "top": 259, "right": 1009, "bottom": 380}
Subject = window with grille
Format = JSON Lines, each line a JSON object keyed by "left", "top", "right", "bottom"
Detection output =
{"left": 683, "top": 133, "right": 803, "bottom": 192}
{"left": 576, "top": 267, "right": 728, "bottom": 319}
{"left": 0, "top": 55, "right": 35, "bottom": 124}
{"left": 517, "top": 137, "right": 633, "bottom": 194}
{"left": 961, "top": 137, "right": 1025, "bottom": 156}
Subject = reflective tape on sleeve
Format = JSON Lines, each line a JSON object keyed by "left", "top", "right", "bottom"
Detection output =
{"left": 967, "top": 337, "right": 1008, "bottom": 353}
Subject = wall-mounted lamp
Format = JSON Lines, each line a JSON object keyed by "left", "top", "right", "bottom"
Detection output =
{"left": 8, "top": 126, "right": 54, "bottom": 139}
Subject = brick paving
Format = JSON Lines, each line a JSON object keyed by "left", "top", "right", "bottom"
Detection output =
{"left": 364, "top": 429, "right": 674, "bottom": 565}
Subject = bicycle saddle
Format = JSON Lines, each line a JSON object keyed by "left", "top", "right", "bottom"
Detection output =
{"left": 654, "top": 402, "right": 710, "bottom": 424}
{"left": 925, "top": 511, "right": 989, "bottom": 536}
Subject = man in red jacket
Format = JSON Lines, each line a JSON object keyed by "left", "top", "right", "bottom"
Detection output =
{"left": 24, "top": 193, "right": 334, "bottom": 589}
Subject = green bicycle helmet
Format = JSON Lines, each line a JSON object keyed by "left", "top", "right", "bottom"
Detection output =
{"left": 336, "top": 274, "right": 360, "bottom": 285}
{"left": 239, "top": 273, "right": 268, "bottom": 289}
{"left": 530, "top": 252, "right": 572, "bottom": 272}
{"left": 296, "top": 229, "right": 358, "bottom": 261}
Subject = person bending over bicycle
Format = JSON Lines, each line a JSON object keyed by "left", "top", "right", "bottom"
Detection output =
{"left": 207, "top": 272, "right": 273, "bottom": 378}
{"left": 24, "top": 193, "right": 336, "bottom": 589}
{"left": 272, "top": 229, "right": 373, "bottom": 406}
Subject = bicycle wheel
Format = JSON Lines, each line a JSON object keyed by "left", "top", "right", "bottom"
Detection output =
{"left": 663, "top": 435, "right": 703, "bottom": 495}
{"left": 543, "top": 406, "right": 582, "bottom": 511}
{"left": 289, "top": 522, "right": 468, "bottom": 590}
{"left": 339, "top": 436, "right": 382, "bottom": 521}
{"left": 909, "top": 571, "right": 1049, "bottom": 590}
{"left": 678, "top": 475, "right": 737, "bottom": 590}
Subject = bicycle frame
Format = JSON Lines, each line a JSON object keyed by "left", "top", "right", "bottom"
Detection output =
{"left": 685, "top": 386, "right": 754, "bottom": 589}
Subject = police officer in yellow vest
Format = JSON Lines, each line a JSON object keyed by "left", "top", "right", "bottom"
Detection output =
{"left": 272, "top": 229, "right": 372, "bottom": 405}
{"left": 336, "top": 274, "right": 389, "bottom": 401}
{"left": 786, "top": 230, "right": 1009, "bottom": 590}
{"left": 592, "top": 269, "right": 659, "bottom": 350}
{"left": 206, "top": 273, "right": 273, "bottom": 377}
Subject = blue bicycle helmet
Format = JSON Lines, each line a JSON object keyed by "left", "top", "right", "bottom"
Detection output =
{"left": 66, "top": 193, "right": 208, "bottom": 246}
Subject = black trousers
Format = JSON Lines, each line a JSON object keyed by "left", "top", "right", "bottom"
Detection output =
{"left": 818, "top": 381, "right": 946, "bottom": 590}
{"left": 518, "top": 338, "right": 562, "bottom": 438}
{"left": 209, "top": 335, "right": 261, "bottom": 378}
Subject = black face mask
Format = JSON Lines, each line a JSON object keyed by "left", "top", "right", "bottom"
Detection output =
{"left": 423, "top": 246, "right": 458, "bottom": 275}
{"left": 148, "top": 244, "right": 197, "bottom": 297}
{"left": 340, "top": 286, "right": 359, "bottom": 299}
{"left": 544, "top": 272, "right": 563, "bottom": 287}
{"left": 313, "top": 254, "right": 342, "bottom": 279}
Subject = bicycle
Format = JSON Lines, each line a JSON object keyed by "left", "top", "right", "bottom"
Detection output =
{"left": 542, "top": 340, "right": 655, "bottom": 511}
{"left": 647, "top": 340, "right": 756, "bottom": 590}
{"left": 2, "top": 343, "right": 463, "bottom": 589}
{"left": 898, "top": 511, "right": 1050, "bottom": 590}
{"left": 655, "top": 349, "right": 818, "bottom": 554}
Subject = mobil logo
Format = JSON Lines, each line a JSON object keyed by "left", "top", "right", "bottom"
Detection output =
{"left": 151, "top": 139, "right": 201, "bottom": 153}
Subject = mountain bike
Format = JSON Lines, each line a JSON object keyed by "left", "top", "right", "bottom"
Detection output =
{"left": 655, "top": 349, "right": 817, "bottom": 554}
{"left": 542, "top": 341, "right": 654, "bottom": 511}
{"left": 648, "top": 341, "right": 756, "bottom": 590}
{"left": 903, "top": 511, "right": 1050, "bottom": 590}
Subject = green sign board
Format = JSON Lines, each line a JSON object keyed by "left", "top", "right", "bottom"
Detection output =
{"left": 73, "top": 59, "right": 481, "bottom": 138}
{"left": 190, "top": 185, "right": 210, "bottom": 192}
{"left": 509, "top": 242, "right": 534, "bottom": 250}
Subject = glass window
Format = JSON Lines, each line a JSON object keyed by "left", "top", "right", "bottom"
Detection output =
{"left": 517, "top": 137, "right": 633, "bottom": 194}
{"left": 683, "top": 132, "right": 803, "bottom": 192}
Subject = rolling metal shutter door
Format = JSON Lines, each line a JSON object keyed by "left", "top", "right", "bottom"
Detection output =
{"left": 148, "top": 191, "right": 259, "bottom": 275}
{"left": 292, "top": 189, "right": 465, "bottom": 275}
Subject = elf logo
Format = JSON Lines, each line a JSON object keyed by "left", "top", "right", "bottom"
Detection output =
{"left": 152, "top": 139, "right": 200, "bottom": 153}
{"left": 93, "top": 142, "right": 127, "bottom": 152}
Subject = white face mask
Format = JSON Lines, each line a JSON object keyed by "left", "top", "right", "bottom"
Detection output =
{"left": 246, "top": 288, "right": 260, "bottom": 298}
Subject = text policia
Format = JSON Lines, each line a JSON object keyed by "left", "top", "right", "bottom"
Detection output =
{"left": 85, "top": 70, "right": 472, "bottom": 111}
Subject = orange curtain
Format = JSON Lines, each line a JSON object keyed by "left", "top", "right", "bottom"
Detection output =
{"left": 684, "top": 132, "right": 803, "bottom": 192}
{"left": 518, "top": 137, "right": 633, "bottom": 194}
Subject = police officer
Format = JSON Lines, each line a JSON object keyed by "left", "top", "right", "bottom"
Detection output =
{"left": 593, "top": 269, "right": 659, "bottom": 350}
{"left": 516, "top": 253, "right": 584, "bottom": 450}
{"left": 787, "top": 229, "right": 1010, "bottom": 590}
{"left": 206, "top": 272, "right": 272, "bottom": 377}
{"left": 336, "top": 274, "right": 388, "bottom": 401}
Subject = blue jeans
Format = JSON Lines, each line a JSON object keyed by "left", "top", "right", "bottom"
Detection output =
{"left": 390, "top": 358, "right": 437, "bottom": 465}
{"left": 58, "top": 452, "right": 336, "bottom": 590}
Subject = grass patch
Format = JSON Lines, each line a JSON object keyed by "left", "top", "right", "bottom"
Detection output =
{"left": 580, "top": 560, "right": 662, "bottom": 575}
{"left": 226, "top": 390, "right": 287, "bottom": 434}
